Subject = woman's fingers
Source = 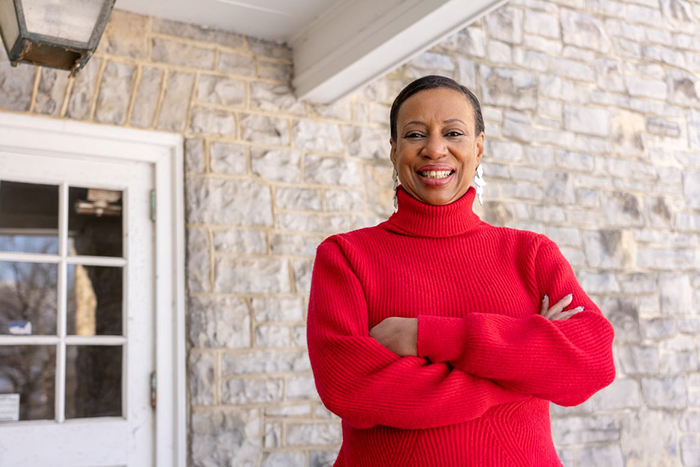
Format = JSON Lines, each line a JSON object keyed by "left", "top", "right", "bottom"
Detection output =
{"left": 540, "top": 293, "right": 583, "bottom": 320}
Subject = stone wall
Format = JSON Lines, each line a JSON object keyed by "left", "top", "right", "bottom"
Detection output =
{"left": 0, "top": 0, "right": 699, "bottom": 465}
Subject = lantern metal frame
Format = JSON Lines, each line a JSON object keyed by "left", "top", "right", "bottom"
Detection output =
{"left": 0, "top": 0, "right": 116, "bottom": 74}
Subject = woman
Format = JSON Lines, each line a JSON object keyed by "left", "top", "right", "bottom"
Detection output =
{"left": 306, "top": 75, "right": 615, "bottom": 466}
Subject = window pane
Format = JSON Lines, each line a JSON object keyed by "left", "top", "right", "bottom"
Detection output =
{"left": 66, "top": 265, "right": 122, "bottom": 336}
{"left": 68, "top": 187, "right": 123, "bottom": 257}
{"left": 0, "top": 262, "right": 58, "bottom": 336}
{"left": 0, "top": 345, "right": 56, "bottom": 421}
{"left": 0, "top": 180, "right": 59, "bottom": 254}
{"left": 65, "top": 345, "right": 122, "bottom": 419}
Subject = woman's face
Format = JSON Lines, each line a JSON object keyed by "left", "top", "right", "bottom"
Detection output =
{"left": 390, "top": 87, "right": 484, "bottom": 206}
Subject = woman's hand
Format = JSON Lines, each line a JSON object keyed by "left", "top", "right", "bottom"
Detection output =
{"left": 370, "top": 317, "right": 418, "bottom": 357}
{"left": 540, "top": 293, "right": 584, "bottom": 320}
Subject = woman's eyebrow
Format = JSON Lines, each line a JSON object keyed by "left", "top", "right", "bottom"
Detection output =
{"left": 444, "top": 118, "right": 466, "bottom": 125}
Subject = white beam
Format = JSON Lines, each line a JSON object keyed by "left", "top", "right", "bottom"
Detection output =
{"left": 292, "top": 0, "right": 507, "bottom": 104}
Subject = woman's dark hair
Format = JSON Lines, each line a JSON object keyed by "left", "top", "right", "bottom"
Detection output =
{"left": 389, "top": 75, "right": 484, "bottom": 142}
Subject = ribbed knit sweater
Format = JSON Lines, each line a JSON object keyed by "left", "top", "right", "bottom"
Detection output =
{"left": 306, "top": 184, "right": 616, "bottom": 467}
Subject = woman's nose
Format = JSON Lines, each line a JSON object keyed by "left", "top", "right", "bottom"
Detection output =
{"left": 422, "top": 135, "right": 448, "bottom": 158}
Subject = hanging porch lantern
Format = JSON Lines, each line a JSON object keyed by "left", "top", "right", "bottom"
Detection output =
{"left": 0, "top": 0, "right": 115, "bottom": 75}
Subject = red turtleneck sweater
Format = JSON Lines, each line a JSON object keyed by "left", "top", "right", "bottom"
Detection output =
{"left": 306, "top": 185, "right": 616, "bottom": 467}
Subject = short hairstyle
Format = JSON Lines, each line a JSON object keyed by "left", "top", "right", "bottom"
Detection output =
{"left": 389, "top": 75, "right": 484, "bottom": 142}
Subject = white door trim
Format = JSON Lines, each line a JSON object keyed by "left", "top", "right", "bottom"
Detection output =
{"left": 0, "top": 112, "right": 186, "bottom": 467}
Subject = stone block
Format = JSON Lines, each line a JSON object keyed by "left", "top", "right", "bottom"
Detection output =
{"left": 0, "top": 56, "right": 33, "bottom": 111}
{"left": 621, "top": 410, "right": 678, "bottom": 466}
{"left": 221, "top": 350, "right": 310, "bottom": 375}
{"left": 264, "top": 404, "right": 311, "bottom": 417}
{"left": 576, "top": 445, "right": 624, "bottom": 467}
{"left": 600, "top": 296, "right": 640, "bottom": 343}
{"left": 256, "top": 325, "right": 291, "bottom": 348}
{"left": 455, "top": 57, "right": 477, "bottom": 88}
{"left": 240, "top": 113, "right": 289, "bottom": 145}
{"left": 294, "top": 326, "right": 307, "bottom": 347}
{"left": 343, "top": 126, "right": 388, "bottom": 160}
{"left": 251, "top": 147, "right": 301, "bottom": 183}
{"left": 270, "top": 233, "right": 323, "bottom": 257}
{"left": 616, "top": 345, "right": 659, "bottom": 374}
{"left": 661, "top": 352, "right": 699, "bottom": 375}
{"left": 188, "top": 296, "right": 251, "bottom": 348}
{"left": 34, "top": 68, "right": 69, "bottom": 116}
{"left": 153, "top": 18, "right": 244, "bottom": 49}
{"left": 248, "top": 37, "right": 292, "bottom": 60}
{"left": 524, "top": 146, "right": 554, "bottom": 166}
{"left": 538, "top": 75, "right": 579, "bottom": 103}
{"left": 642, "top": 376, "right": 687, "bottom": 409}
{"left": 294, "top": 120, "right": 344, "bottom": 153}
{"left": 190, "top": 106, "right": 236, "bottom": 136}
{"left": 197, "top": 75, "right": 245, "bottom": 107}
{"left": 544, "top": 171, "right": 575, "bottom": 204}
{"left": 487, "top": 140, "right": 523, "bottom": 162}
{"left": 286, "top": 423, "right": 341, "bottom": 446}
{"left": 626, "top": 76, "right": 667, "bottom": 99}
{"left": 439, "top": 26, "right": 485, "bottom": 57}
{"left": 563, "top": 105, "right": 608, "bottom": 136}
{"left": 95, "top": 61, "right": 135, "bottom": 125}
{"left": 485, "top": 6, "right": 523, "bottom": 44}
{"left": 638, "top": 248, "right": 698, "bottom": 270}
{"left": 648, "top": 117, "right": 681, "bottom": 138}
{"left": 187, "top": 227, "right": 210, "bottom": 293}
{"left": 275, "top": 188, "right": 322, "bottom": 211}
{"left": 681, "top": 436, "right": 700, "bottom": 467}
{"left": 660, "top": 273, "right": 694, "bottom": 315}
{"left": 554, "top": 150, "right": 594, "bottom": 172}
{"left": 151, "top": 38, "right": 214, "bottom": 69}
{"left": 250, "top": 81, "right": 305, "bottom": 116}
{"left": 480, "top": 66, "right": 537, "bottom": 110}
{"left": 218, "top": 52, "right": 255, "bottom": 76}
{"left": 257, "top": 60, "right": 292, "bottom": 81}
{"left": 264, "top": 422, "right": 281, "bottom": 448}
{"left": 513, "top": 48, "right": 548, "bottom": 72}
{"left": 212, "top": 229, "right": 266, "bottom": 254}
{"left": 545, "top": 227, "right": 580, "bottom": 247}
{"left": 293, "top": 259, "right": 314, "bottom": 294}
{"left": 502, "top": 111, "right": 534, "bottom": 141}
{"left": 189, "top": 352, "right": 215, "bottom": 405}
{"left": 262, "top": 452, "right": 305, "bottom": 467}
{"left": 65, "top": 58, "right": 101, "bottom": 119}
{"left": 310, "top": 450, "right": 339, "bottom": 467}
{"left": 684, "top": 171, "right": 700, "bottom": 209}
{"left": 221, "top": 378, "right": 284, "bottom": 404}
{"left": 210, "top": 142, "right": 246, "bottom": 175}
{"left": 214, "top": 257, "right": 290, "bottom": 293}
{"left": 304, "top": 155, "right": 363, "bottom": 187}
{"left": 523, "top": 10, "right": 559, "bottom": 38}
{"left": 592, "top": 378, "right": 640, "bottom": 410}
{"left": 156, "top": 72, "right": 194, "bottom": 132}
{"left": 602, "top": 191, "right": 643, "bottom": 227}
{"left": 251, "top": 297, "right": 304, "bottom": 323}
{"left": 186, "top": 178, "right": 273, "bottom": 226}
{"left": 594, "top": 58, "right": 625, "bottom": 92}
{"left": 325, "top": 189, "right": 365, "bottom": 212}
{"left": 486, "top": 40, "right": 512, "bottom": 64}
{"left": 130, "top": 67, "right": 163, "bottom": 128}
{"left": 191, "top": 409, "right": 260, "bottom": 466}
{"left": 287, "top": 375, "right": 318, "bottom": 400}
{"left": 640, "top": 317, "right": 676, "bottom": 340}
{"left": 548, "top": 57, "right": 595, "bottom": 82}
{"left": 552, "top": 415, "right": 620, "bottom": 445}
{"left": 561, "top": 9, "right": 611, "bottom": 53}
{"left": 581, "top": 230, "right": 630, "bottom": 269}
{"left": 98, "top": 10, "right": 148, "bottom": 59}
{"left": 666, "top": 70, "right": 700, "bottom": 107}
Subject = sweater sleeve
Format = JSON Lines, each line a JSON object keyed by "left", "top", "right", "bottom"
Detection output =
{"left": 415, "top": 235, "right": 616, "bottom": 407}
{"left": 307, "top": 237, "right": 529, "bottom": 430}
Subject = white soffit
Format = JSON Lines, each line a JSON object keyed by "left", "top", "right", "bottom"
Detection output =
{"left": 292, "top": 0, "right": 507, "bottom": 103}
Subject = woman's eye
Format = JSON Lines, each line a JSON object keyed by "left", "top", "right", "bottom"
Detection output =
{"left": 445, "top": 131, "right": 463, "bottom": 137}
{"left": 404, "top": 132, "right": 423, "bottom": 138}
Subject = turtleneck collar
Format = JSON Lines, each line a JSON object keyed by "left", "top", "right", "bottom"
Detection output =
{"left": 385, "top": 185, "right": 482, "bottom": 238}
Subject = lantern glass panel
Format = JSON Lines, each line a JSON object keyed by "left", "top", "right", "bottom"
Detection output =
{"left": 0, "top": 0, "right": 20, "bottom": 51}
{"left": 22, "top": 0, "right": 105, "bottom": 44}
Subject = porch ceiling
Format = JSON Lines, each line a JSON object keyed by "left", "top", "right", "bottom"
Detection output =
{"left": 115, "top": 0, "right": 507, "bottom": 103}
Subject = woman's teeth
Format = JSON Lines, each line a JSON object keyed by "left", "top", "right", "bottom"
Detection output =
{"left": 420, "top": 170, "right": 453, "bottom": 179}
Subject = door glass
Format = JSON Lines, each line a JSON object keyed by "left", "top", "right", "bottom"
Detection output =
{"left": 0, "top": 181, "right": 59, "bottom": 254}
{"left": 66, "top": 265, "right": 123, "bottom": 336}
{"left": 68, "top": 187, "right": 123, "bottom": 257}
{"left": 0, "top": 261, "right": 58, "bottom": 336}
{"left": 0, "top": 345, "right": 56, "bottom": 421}
{"left": 65, "top": 345, "right": 122, "bottom": 419}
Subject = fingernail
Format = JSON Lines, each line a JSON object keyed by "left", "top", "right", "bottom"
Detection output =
{"left": 567, "top": 293, "right": 573, "bottom": 298}
{"left": 544, "top": 294, "right": 548, "bottom": 300}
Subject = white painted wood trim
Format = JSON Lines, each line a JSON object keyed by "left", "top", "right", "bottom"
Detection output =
{"left": 0, "top": 113, "right": 186, "bottom": 467}
{"left": 292, "top": 0, "right": 508, "bottom": 103}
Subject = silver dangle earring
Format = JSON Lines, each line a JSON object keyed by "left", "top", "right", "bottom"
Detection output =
{"left": 392, "top": 167, "right": 399, "bottom": 211}
{"left": 474, "top": 163, "right": 486, "bottom": 206}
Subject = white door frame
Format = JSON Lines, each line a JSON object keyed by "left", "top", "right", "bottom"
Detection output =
{"left": 0, "top": 112, "right": 186, "bottom": 467}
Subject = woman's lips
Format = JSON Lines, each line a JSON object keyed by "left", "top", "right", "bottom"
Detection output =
{"left": 416, "top": 170, "right": 455, "bottom": 187}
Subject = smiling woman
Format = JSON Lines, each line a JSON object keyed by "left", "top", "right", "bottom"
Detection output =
{"left": 306, "top": 75, "right": 616, "bottom": 466}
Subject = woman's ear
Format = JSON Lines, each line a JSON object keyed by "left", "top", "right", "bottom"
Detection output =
{"left": 475, "top": 132, "right": 485, "bottom": 165}
{"left": 389, "top": 138, "right": 397, "bottom": 165}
